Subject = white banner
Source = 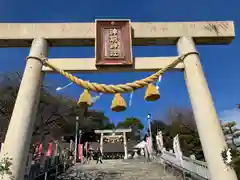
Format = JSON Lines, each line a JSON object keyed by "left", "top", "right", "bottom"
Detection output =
{"left": 156, "top": 131, "right": 164, "bottom": 151}
{"left": 146, "top": 136, "right": 153, "bottom": 159}
{"left": 70, "top": 139, "right": 74, "bottom": 152}
{"left": 146, "top": 137, "right": 152, "bottom": 153}
{"left": 173, "top": 134, "right": 183, "bottom": 166}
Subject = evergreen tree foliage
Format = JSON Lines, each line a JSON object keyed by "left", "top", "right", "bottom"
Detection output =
{"left": 116, "top": 117, "right": 144, "bottom": 141}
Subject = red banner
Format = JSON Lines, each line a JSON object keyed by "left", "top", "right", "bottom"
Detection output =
{"left": 78, "top": 144, "right": 83, "bottom": 161}
{"left": 38, "top": 144, "right": 43, "bottom": 155}
{"left": 146, "top": 137, "right": 152, "bottom": 153}
{"left": 35, "top": 143, "right": 43, "bottom": 156}
{"left": 47, "top": 143, "right": 53, "bottom": 157}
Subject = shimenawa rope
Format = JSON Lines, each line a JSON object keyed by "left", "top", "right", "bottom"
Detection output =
{"left": 26, "top": 52, "right": 198, "bottom": 94}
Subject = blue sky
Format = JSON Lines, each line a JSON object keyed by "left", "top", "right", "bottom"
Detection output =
{"left": 0, "top": 0, "right": 239, "bottom": 129}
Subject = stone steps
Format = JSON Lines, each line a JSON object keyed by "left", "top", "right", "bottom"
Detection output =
{"left": 58, "top": 159, "right": 182, "bottom": 180}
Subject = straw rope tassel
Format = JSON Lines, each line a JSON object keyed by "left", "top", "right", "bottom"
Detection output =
{"left": 77, "top": 89, "right": 93, "bottom": 107}
{"left": 111, "top": 93, "right": 127, "bottom": 112}
{"left": 144, "top": 83, "right": 160, "bottom": 101}
{"left": 144, "top": 75, "right": 162, "bottom": 101}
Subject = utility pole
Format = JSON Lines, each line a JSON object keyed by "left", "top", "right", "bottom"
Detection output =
{"left": 74, "top": 116, "right": 79, "bottom": 164}
{"left": 78, "top": 129, "right": 83, "bottom": 164}
{"left": 147, "top": 114, "right": 153, "bottom": 159}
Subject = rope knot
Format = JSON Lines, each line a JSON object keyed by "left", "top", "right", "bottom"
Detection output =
{"left": 41, "top": 57, "right": 48, "bottom": 66}
{"left": 26, "top": 56, "right": 48, "bottom": 66}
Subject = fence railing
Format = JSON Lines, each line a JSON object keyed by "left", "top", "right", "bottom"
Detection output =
{"left": 160, "top": 151, "right": 210, "bottom": 179}
{"left": 25, "top": 156, "right": 72, "bottom": 180}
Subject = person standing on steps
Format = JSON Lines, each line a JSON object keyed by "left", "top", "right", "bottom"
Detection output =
{"left": 96, "top": 148, "right": 103, "bottom": 164}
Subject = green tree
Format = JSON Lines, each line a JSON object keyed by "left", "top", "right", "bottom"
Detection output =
{"left": 149, "top": 120, "right": 172, "bottom": 151}
{"left": 117, "top": 117, "right": 144, "bottom": 141}
{"left": 150, "top": 107, "right": 204, "bottom": 160}
{"left": 222, "top": 121, "right": 240, "bottom": 177}
{"left": 0, "top": 73, "right": 112, "bottom": 143}
{"left": 102, "top": 122, "right": 115, "bottom": 130}
{"left": 223, "top": 121, "right": 239, "bottom": 148}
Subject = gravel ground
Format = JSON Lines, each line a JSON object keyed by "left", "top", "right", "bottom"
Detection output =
{"left": 58, "top": 159, "right": 182, "bottom": 180}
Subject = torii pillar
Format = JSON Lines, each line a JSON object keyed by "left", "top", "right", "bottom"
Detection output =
{"left": 123, "top": 132, "right": 128, "bottom": 159}
{"left": 177, "top": 36, "right": 238, "bottom": 180}
{"left": 0, "top": 38, "right": 48, "bottom": 180}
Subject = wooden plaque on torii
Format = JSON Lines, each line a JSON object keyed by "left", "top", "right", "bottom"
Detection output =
{"left": 95, "top": 19, "right": 133, "bottom": 66}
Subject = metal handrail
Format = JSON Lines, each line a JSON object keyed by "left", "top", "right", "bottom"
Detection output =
{"left": 163, "top": 151, "right": 208, "bottom": 167}
{"left": 32, "top": 162, "right": 64, "bottom": 179}
{"left": 157, "top": 156, "right": 209, "bottom": 180}
{"left": 27, "top": 158, "right": 71, "bottom": 180}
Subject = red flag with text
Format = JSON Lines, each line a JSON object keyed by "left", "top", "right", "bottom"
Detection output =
{"left": 78, "top": 144, "right": 83, "bottom": 161}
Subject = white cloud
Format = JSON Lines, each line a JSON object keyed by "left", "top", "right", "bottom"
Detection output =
{"left": 219, "top": 108, "right": 240, "bottom": 126}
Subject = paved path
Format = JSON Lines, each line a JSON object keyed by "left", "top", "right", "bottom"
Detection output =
{"left": 58, "top": 159, "right": 182, "bottom": 180}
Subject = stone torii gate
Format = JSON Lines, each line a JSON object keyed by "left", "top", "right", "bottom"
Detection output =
{"left": 95, "top": 128, "right": 132, "bottom": 159}
{"left": 0, "top": 20, "right": 237, "bottom": 180}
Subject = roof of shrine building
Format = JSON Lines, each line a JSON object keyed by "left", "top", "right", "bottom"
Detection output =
{"left": 89, "top": 141, "right": 137, "bottom": 153}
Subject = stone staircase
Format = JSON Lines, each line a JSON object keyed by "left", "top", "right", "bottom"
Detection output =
{"left": 58, "top": 159, "right": 182, "bottom": 180}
